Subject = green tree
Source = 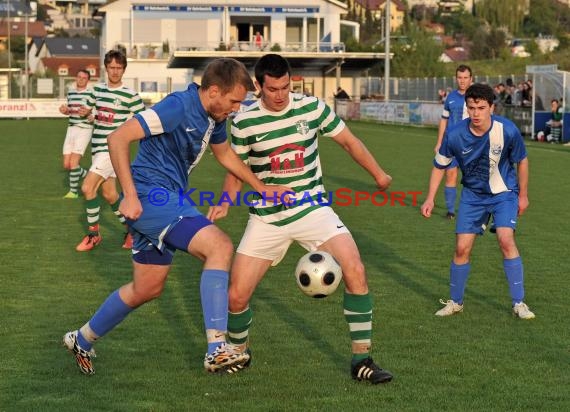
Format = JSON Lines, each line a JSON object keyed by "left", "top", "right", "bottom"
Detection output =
{"left": 436, "top": 10, "right": 483, "bottom": 39}
{"left": 389, "top": 26, "right": 445, "bottom": 77}
{"left": 475, "top": 0, "right": 526, "bottom": 35}
{"left": 470, "top": 26, "right": 507, "bottom": 60}
{"left": 523, "top": 0, "right": 570, "bottom": 39}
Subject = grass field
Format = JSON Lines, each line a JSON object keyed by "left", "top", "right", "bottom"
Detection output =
{"left": 0, "top": 119, "right": 568, "bottom": 411}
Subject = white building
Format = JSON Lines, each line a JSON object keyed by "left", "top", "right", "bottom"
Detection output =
{"left": 94, "top": 0, "right": 386, "bottom": 101}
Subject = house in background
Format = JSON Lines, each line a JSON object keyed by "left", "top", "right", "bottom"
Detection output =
{"left": 93, "top": 0, "right": 386, "bottom": 101}
{"left": 347, "top": 0, "right": 407, "bottom": 33}
{"left": 39, "top": 0, "right": 106, "bottom": 35}
{"left": 34, "top": 37, "right": 100, "bottom": 78}
{"left": 439, "top": 46, "right": 469, "bottom": 62}
{"left": 0, "top": 21, "right": 46, "bottom": 51}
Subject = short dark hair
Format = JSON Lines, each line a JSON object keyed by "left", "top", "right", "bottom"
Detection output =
{"left": 456, "top": 64, "right": 473, "bottom": 77}
{"left": 254, "top": 54, "right": 291, "bottom": 86}
{"left": 465, "top": 83, "right": 495, "bottom": 106}
{"left": 201, "top": 58, "right": 254, "bottom": 94}
{"left": 77, "top": 69, "right": 91, "bottom": 80}
{"left": 104, "top": 50, "right": 127, "bottom": 69}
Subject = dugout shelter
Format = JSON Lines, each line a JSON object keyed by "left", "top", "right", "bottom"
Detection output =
{"left": 528, "top": 65, "right": 569, "bottom": 143}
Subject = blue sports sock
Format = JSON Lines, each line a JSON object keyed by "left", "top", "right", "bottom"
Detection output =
{"left": 503, "top": 257, "right": 524, "bottom": 305}
{"left": 444, "top": 186, "right": 457, "bottom": 214}
{"left": 449, "top": 261, "right": 470, "bottom": 304}
{"left": 78, "top": 290, "right": 134, "bottom": 350}
{"left": 200, "top": 269, "right": 229, "bottom": 353}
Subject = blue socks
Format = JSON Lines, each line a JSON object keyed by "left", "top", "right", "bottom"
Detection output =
{"left": 78, "top": 290, "right": 134, "bottom": 350}
{"left": 444, "top": 186, "right": 457, "bottom": 214}
{"left": 449, "top": 261, "right": 470, "bottom": 304}
{"left": 200, "top": 269, "right": 230, "bottom": 353}
{"left": 504, "top": 257, "right": 524, "bottom": 305}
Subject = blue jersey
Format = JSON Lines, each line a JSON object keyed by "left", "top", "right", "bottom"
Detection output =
{"left": 434, "top": 115, "right": 527, "bottom": 195}
{"left": 442, "top": 89, "right": 468, "bottom": 128}
{"left": 132, "top": 83, "right": 226, "bottom": 193}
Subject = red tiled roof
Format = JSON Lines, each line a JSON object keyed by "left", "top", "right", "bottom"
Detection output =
{"left": 0, "top": 21, "right": 47, "bottom": 37}
{"left": 40, "top": 57, "right": 100, "bottom": 77}
{"left": 443, "top": 47, "right": 469, "bottom": 62}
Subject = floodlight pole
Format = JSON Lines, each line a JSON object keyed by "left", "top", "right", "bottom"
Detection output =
{"left": 7, "top": 0, "right": 11, "bottom": 99}
{"left": 384, "top": 0, "right": 390, "bottom": 102}
{"left": 25, "top": 14, "right": 28, "bottom": 99}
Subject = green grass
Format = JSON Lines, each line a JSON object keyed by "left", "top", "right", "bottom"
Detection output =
{"left": 0, "top": 119, "right": 568, "bottom": 411}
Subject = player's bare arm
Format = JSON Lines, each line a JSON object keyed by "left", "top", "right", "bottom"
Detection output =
{"left": 77, "top": 106, "right": 92, "bottom": 117}
{"left": 421, "top": 167, "right": 446, "bottom": 218}
{"left": 207, "top": 172, "right": 243, "bottom": 221}
{"left": 108, "top": 118, "right": 146, "bottom": 220}
{"left": 331, "top": 127, "right": 392, "bottom": 191}
{"left": 435, "top": 118, "right": 448, "bottom": 153}
{"left": 517, "top": 158, "right": 529, "bottom": 216}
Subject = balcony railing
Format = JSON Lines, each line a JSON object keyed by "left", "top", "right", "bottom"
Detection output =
{"left": 121, "top": 41, "right": 345, "bottom": 60}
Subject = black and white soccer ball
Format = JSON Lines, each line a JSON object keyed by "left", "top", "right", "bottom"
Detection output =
{"left": 294, "top": 251, "right": 342, "bottom": 298}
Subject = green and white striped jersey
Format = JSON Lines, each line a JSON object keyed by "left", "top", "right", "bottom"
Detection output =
{"left": 66, "top": 86, "right": 93, "bottom": 129}
{"left": 231, "top": 93, "right": 345, "bottom": 226}
{"left": 86, "top": 83, "right": 145, "bottom": 155}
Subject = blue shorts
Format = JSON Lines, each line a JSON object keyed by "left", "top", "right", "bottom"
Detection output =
{"left": 125, "top": 189, "right": 209, "bottom": 257}
{"left": 456, "top": 189, "right": 519, "bottom": 235}
{"left": 446, "top": 157, "right": 459, "bottom": 169}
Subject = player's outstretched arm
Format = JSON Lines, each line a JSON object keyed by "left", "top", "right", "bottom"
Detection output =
{"left": 517, "top": 157, "right": 529, "bottom": 216}
{"left": 331, "top": 127, "right": 392, "bottom": 190}
{"left": 421, "top": 167, "right": 445, "bottom": 218}
{"left": 108, "top": 118, "right": 146, "bottom": 220}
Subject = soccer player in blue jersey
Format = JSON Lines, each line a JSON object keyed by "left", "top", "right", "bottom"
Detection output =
{"left": 435, "top": 65, "right": 473, "bottom": 219}
{"left": 63, "top": 58, "right": 292, "bottom": 375}
{"left": 421, "top": 83, "right": 535, "bottom": 320}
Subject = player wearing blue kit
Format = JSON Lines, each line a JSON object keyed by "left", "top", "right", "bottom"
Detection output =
{"left": 434, "top": 65, "right": 473, "bottom": 219}
{"left": 421, "top": 83, "right": 535, "bottom": 320}
{"left": 63, "top": 58, "right": 291, "bottom": 375}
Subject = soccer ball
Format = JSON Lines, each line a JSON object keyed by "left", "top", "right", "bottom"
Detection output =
{"left": 294, "top": 251, "right": 342, "bottom": 298}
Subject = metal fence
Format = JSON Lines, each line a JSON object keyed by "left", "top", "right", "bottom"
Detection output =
{"left": 361, "top": 75, "right": 532, "bottom": 102}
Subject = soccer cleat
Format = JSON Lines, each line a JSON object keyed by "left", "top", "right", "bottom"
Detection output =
{"left": 204, "top": 343, "right": 251, "bottom": 373}
{"left": 513, "top": 302, "right": 535, "bottom": 320}
{"left": 63, "top": 331, "right": 96, "bottom": 375}
{"left": 122, "top": 232, "right": 133, "bottom": 249}
{"left": 351, "top": 357, "right": 393, "bottom": 384}
{"left": 63, "top": 191, "right": 79, "bottom": 199}
{"left": 225, "top": 348, "right": 252, "bottom": 374}
{"left": 435, "top": 299, "right": 464, "bottom": 316}
{"left": 446, "top": 212, "right": 456, "bottom": 220}
{"left": 76, "top": 233, "right": 102, "bottom": 252}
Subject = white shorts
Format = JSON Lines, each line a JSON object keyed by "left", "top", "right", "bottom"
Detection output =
{"left": 237, "top": 206, "right": 350, "bottom": 266}
{"left": 62, "top": 126, "right": 92, "bottom": 155}
{"left": 89, "top": 152, "right": 116, "bottom": 179}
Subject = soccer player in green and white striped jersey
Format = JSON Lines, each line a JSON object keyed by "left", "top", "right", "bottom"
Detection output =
{"left": 208, "top": 54, "right": 394, "bottom": 384}
{"left": 60, "top": 69, "right": 93, "bottom": 199}
{"left": 75, "top": 50, "right": 145, "bottom": 252}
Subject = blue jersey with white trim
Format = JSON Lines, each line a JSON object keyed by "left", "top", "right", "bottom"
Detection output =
{"left": 434, "top": 115, "right": 527, "bottom": 195}
{"left": 442, "top": 89, "right": 468, "bottom": 127}
{"left": 131, "top": 83, "right": 226, "bottom": 193}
